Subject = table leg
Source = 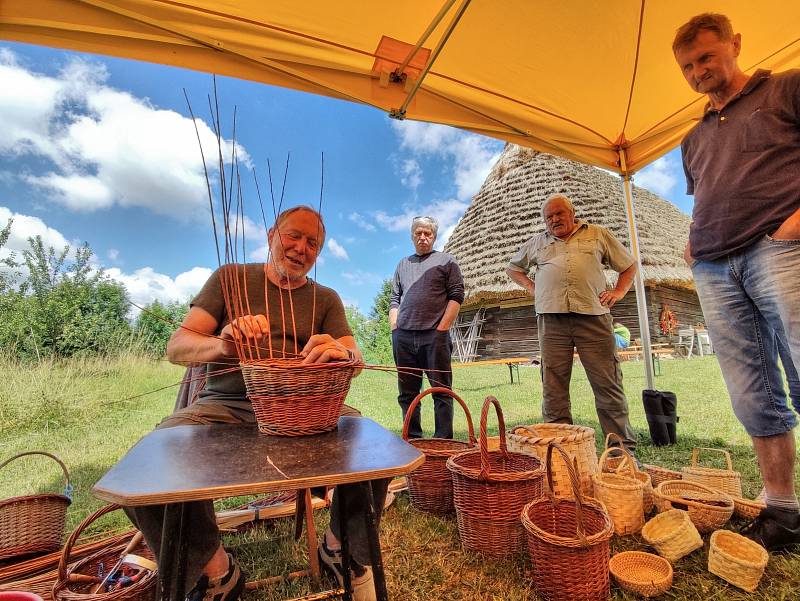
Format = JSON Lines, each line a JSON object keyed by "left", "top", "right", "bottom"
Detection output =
{"left": 362, "top": 482, "right": 388, "bottom": 601}
{"left": 336, "top": 486, "right": 353, "bottom": 601}
{"left": 304, "top": 489, "right": 321, "bottom": 579}
{"left": 159, "top": 502, "right": 189, "bottom": 601}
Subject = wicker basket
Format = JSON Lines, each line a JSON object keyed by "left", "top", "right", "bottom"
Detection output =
{"left": 0, "top": 452, "right": 72, "bottom": 560}
{"left": 708, "top": 529, "right": 769, "bottom": 592}
{"left": 609, "top": 551, "right": 673, "bottom": 598}
{"left": 643, "top": 464, "right": 682, "bottom": 486}
{"left": 641, "top": 509, "right": 703, "bottom": 563}
{"left": 681, "top": 448, "right": 742, "bottom": 498}
{"left": 506, "top": 423, "right": 598, "bottom": 498}
{"left": 599, "top": 446, "right": 654, "bottom": 515}
{"left": 654, "top": 480, "right": 733, "bottom": 533}
{"left": 592, "top": 450, "right": 645, "bottom": 535}
{"left": 732, "top": 496, "right": 766, "bottom": 520}
{"left": 600, "top": 432, "right": 628, "bottom": 472}
{"left": 522, "top": 442, "right": 614, "bottom": 601}
{"left": 240, "top": 358, "right": 358, "bottom": 436}
{"left": 402, "top": 387, "right": 476, "bottom": 514}
{"left": 446, "top": 396, "right": 545, "bottom": 557}
{"left": 53, "top": 505, "right": 157, "bottom": 601}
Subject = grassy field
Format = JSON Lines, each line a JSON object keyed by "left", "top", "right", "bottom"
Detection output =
{"left": 1, "top": 353, "right": 799, "bottom": 599}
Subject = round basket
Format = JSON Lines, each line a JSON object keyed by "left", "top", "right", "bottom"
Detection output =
{"left": 708, "top": 529, "right": 769, "bottom": 592}
{"left": 681, "top": 448, "right": 742, "bottom": 498}
{"left": 446, "top": 396, "right": 545, "bottom": 557}
{"left": 654, "top": 480, "right": 733, "bottom": 533}
{"left": 241, "top": 358, "right": 358, "bottom": 436}
{"left": 599, "top": 446, "right": 654, "bottom": 515}
{"left": 732, "top": 496, "right": 766, "bottom": 520}
{"left": 643, "top": 464, "right": 682, "bottom": 487}
{"left": 506, "top": 423, "right": 598, "bottom": 498}
{"left": 592, "top": 451, "right": 645, "bottom": 535}
{"left": 641, "top": 509, "right": 703, "bottom": 563}
{"left": 52, "top": 505, "right": 157, "bottom": 601}
{"left": 402, "top": 387, "right": 476, "bottom": 514}
{"left": 0, "top": 452, "right": 72, "bottom": 560}
{"left": 522, "top": 442, "right": 614, "bottom": 601}
{"left": 609, "top": 551, "right": 673, "bottom": 598}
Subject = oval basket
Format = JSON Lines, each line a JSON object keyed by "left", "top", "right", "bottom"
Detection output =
{"left": 446, "top": 396, "right": 545, "bottom": 557}
{"left": 521, "top": 442, "right": 614, "bottom": 601}
{"left": 708, "top": 529, "right": 769, "bottom": 592}
{"left": 609, "top": 550, "right": 673, "bottom": 598}
{"left": 732, "top": 496, "right": 766, "bottom": 520}
{"left": 641, "top": 509, "right": 703, "bottom": 563}
{"left": 506, "top": 423, "right": 598, "bottom": 498}
{"left": 402, "top": 387, "right": 476, "bottom": 514}
{"left": 654, "top": 480, "right": 733, "bottom": 533}
{"left": 681, "top": 448, "right": 742, "bottom": 498}
{"left": 643, "top": 464, "right": 682, "bottom": 487}
{"left": 0, "top": 452, "right": 72, "bottom": 561}
{"left": 241, "top": 358, "right": 359, "bottom": 436}
{"left": 592, "top": 450, "right": 645, "bottom": 535}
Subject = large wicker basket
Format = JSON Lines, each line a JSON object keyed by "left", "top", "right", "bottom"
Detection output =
{"left": 522, "top": 442, "right": 614, "bottom": 601}
{"left": 592, "top": 450, "right": 645, "bottom": 535}
{"left": 654, "top": 480, "right": 734, "bottom": 533}
{"left": 641, "top": 509, "right": 703, "bottom": 563}
{"left": 240, "top": 358, "right": 359, "bottom": 436}
{"left": 708, "top": 529, "right": 769, "bottom": 592}
{"left": 506, "top": 423, "right": 598, "bottom": 498}
{"left": 446, "top": 396, "right": 545, "bottom": 557}
{"left": 0, "top": 452, "right": 72, "bottom": 561}
{"left": 681, "top": 448, "right": 742, "bottom": 498}
{"left": 402, "top": 387, "right": 476, "bottom": 514}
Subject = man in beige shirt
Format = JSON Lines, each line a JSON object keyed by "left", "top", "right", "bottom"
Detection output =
{"left": 506, "top": 194, "right": 638, "bottom": 451}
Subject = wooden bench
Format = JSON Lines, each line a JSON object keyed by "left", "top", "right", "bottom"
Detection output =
{"left": 453, "top": 357, "right": 536, "bottom": 384}
{"left": 616, "top": 344, "right": 674, "bottom": 376}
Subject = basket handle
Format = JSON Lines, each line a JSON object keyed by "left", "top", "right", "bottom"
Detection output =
{"left": 691, "top": 447, "right": 733, "bottom": 470}
{"left": 0, "top": 451, "right": 72, "bottom": 499}
{"left": 603, "top": 432, "right": 626, "bottom": 450}
{"left": 478, "top": 396, "right": 508, "bottom": 480}
{"left": 598, "top": 446, "right": 637, "bottom": 477}
{"left": 545, "top": 442, "right": 588, "bottom": 545}
{"left": 401, "top": 387, "right": 476, "bottom": 445}
{"left": 511, "top": 424, "right": 540, "bottom": 438}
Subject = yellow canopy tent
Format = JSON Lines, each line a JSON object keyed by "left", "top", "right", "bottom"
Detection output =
{"left": 3, "top": 0, "right": 800, "bottom": 386}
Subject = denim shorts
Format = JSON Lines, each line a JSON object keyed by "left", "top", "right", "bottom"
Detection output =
{"left": 692, "top": 235, "right": 800, "bottom": 436}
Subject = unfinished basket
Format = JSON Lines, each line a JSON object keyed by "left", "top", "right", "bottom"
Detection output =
{"left": 600, "top": 446, "right": 654, "bottom": 515}
{"left": 681, "top": 447, "right": 742, "bottom": 498}
{"left": 732, "top": 496, "right": 766, "bottom": 520}
{"left": 592, "top": 450, "right": 645, "bottom": 535}
{"left": 708, "top": 529, "right": 769, "bottom": 592}
{"left": 446, "top": 396, "right": 545, "bottom": 557}
{"left": 609, "top": 551, "right": 673, "bottom": 598}
{"left": 522, "top": 442, "right": 614, "bottom": 601}
{"left": 402, "top": 387, "right": 476, "bottom": 514}
{"left": 654, "top": 480, "right": 733, "bottom": 533}
{"left": 641, "top": 509, "right": 703, "bottom": 563}
{"left": 643, "top": 464, "right": 682, "bottom": 486}
{"left": 241, "top": 357, "right": 358, "bottom": 436}
{"left": 53, "top": 505, "right": 157, "bottom": 601}
{"left": 0, "top": 452, "right": 72, "bottom": 560}
{"left": 506, "top": 423, "right": 598, "bottom": 498}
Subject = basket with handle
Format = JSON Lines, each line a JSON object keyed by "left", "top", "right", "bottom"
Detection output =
{"left": 446, "top": 396, "right": 545, "bottom": 556}
{"left": 0, "top": 452, "right": 73, "bottom": 560}
{"left": 643, "top": 464, "right": 682, "bottom": 486}
{"left": 653, "top": 480, "right": 733, "bottom": 533}
{"left": 600, "top": 432, "right": 628, "bottom": 472}
{"left": 241, "top": 357, "right": 359, "bottom": 436}
{"left": 506, "top": 423, "right": 598, "bottom": 498}
{"left": 521, "top": 442, "right": 614, "bottom": 601}
{"left": 609, "top": 550, "right": 673, "bottom": 598}
{"left": 732, "top": 496, "right": 766, "bottom": 520}
{"left": 601, "top": 446, "right": 653, "bottom": 514}
{"left": 681, "top": 448, "right": 742, "bottom": 497}
{"left": 592, "top": 449, "right": 645, "bottom": 535}
{"left": 402, "top": 387, "right": 477, "bottom": 514}
{"left": 641, "top": 509, "right": 703, "bottom": 563}
{"left": 52, "top": 504, "right": 157, "bottom": 601}
{"left": 707, "top": 529, "right": 769, "bottom": 592}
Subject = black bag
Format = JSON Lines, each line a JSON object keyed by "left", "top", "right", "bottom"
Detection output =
{"left": 642, "top": 389, "right": 678, "bottom": 446}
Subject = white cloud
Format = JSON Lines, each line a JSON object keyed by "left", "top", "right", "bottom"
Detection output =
{"left": 107, "top": 248, "right": 120, "bottom": 262}
{"left": 374, "top": 197, "right": 470, "bottom": 247}
{"left": 348, "top": 212, "right": 376, "bottom": 231}
{"left": 394, "top": 158, "right": 422, "bottom": 191}
{"left": 635, "top": 155, "right": 678, "bottom": 197}
{"left": 0, "top": 206, "right": 73, "bottom": 254}
{"left": 341, "top": 269, "right": 385, "bottom": 286}
{"left": 326, "top": 238, "right": 349, "bottom": 260}
{"left": 106, "top": 266, "right": 212, "bottom": 315}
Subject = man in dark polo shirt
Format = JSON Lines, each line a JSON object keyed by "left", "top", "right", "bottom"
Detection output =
{"left": 674, "top": 13, "right": 800, "bottom": 551}
{"left": 390, "top": 216, "right": 464, "bottom": 439}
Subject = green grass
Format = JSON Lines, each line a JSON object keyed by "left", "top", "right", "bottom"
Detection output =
{"left": 1, "top": 354, "right": 798, "bottom": 599}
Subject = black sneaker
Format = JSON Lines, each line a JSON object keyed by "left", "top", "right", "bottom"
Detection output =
{"left": 318, "top": 537, "right": 375, "bottom": 601}
{"left": 186, "top": 553, "right": 245, "bottom": 601}
{"left": 741, "top": 506, "right": 800, "bottom": 552}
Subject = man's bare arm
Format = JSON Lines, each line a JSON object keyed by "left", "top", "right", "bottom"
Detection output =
{"left": 505, "top": 267, "right": 535, "bottom": 295}
{"left": 599, "top": 262, "right": 637, "bottom": 308}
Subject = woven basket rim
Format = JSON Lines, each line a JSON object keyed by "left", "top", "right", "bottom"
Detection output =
{"left": 641, "top": 509, "right": 695, "bottom": 539}
{"left": 591, "top": 472, "right": 645, "bottom": 492}
{"left": 609, "top": 550, "right": 673, "bottom": 581}
{"left": 446, "top": 449, "right": 544, "bottom": 482}
{"left": 522, "top": 495, "right": 614, "bottom": 547}
{"left": 508, "top": 423, "right": 595, "bottom": 444}
{"left": 409, "top": 438, "right": 475, "bottom": 457}
{"left": 0, "top": 493, "right": 71, "bottom": 510}
{"left": 655, "top": 480, "right": 734, "bottom": 511}
{"left": 682, "top": 465, "right": 740, "bottom": 478}
{"left": 240, "top": 357, "right": 359, "bottom": 371}
{"left": 710, "top": 529, "right": 769, "bottom": 565}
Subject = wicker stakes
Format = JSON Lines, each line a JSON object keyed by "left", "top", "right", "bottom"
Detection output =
{"left": 402, "top": 387, "right": 477, "bottom": 514}
{"left": 707, "top": 530, "right": 769, "bottom": 592}
{"left": 609, "top": 551, "right": 673, "bottom": 598}
{"left": 641, "top": 509, "right": 703, "bottom": 563}
{"left": 447, "top": 396, "right": 545, "bottom": 557}
{"left": 653, "top": 480, "right": 734, "bottom": 534}
{"left": 522, "top": 442, "right": 614, "bottom": 601}
{"left": 592, "top": 450, "right": 645, "bottom": 535}
{"left": 241, "top": 357, "right": 359, "bottom": 436}
{"left": 0, "top": 452, "right": 72, "bottom": 560}
{"left": 681, "top": 447, "right": 743, "bottom": 497}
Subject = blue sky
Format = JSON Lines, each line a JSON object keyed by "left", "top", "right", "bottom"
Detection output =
{"left": 0, "top": 42, "right": 694, "bottom": 315}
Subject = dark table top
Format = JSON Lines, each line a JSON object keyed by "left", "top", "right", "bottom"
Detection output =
{"left": 93, "top": 417, "right": 424, "bottom": 506}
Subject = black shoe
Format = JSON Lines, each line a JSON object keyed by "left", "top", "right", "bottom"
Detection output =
{"left": 741, "top": 506, "right": 800, "bottom": 552}
{"left": 186, "top": 553, "right": 245, "bottom": 601}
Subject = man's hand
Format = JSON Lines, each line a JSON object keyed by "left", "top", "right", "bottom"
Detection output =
{"left": 220, "top": 314, "right": 269, "bottom": 357}
{"left": 771, "top": 209, "right": 800, "bottom": 240}
{"left": 300, "top": 334, "right": 356, "bottom": 365}
{"left": 599, "top": 289, "right": 625, "bottom": 308}
{"left": 683, "top": 240, "right": 695, "bottom": 267}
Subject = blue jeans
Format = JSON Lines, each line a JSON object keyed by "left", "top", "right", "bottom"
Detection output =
{"left": 692, "top": 235, "right": 800, "bottom": 436}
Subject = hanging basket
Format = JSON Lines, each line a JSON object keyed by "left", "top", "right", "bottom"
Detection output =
{"left": 643, "top": 464, "right": 682, "bottom": 487}
{"left": 521, "top": 442, "right": 614, "bottom": 601}
{"left": 707, "top": 529, "right": 769, "bottom": 592}
{"left": 402, "top": 387, "right": 477, "bottom": 514}
{"left": 681, "top": 448, "right": 742, "bottom": 498}
{"left": 609, "top": 551, "right": 673, "bottom": 598}
{"left": 506, "top": 423, "right": 598, "bottom": 498}
{"left": 0, "top": 452, "right": 72, "bottom": 561}
{"left": 600, "top": 446, "right": 654, "bottom": 515}
{"left": 446, "top": 396, "right": 545, "bottom": 557}
{"left": 641, "top": 509, "right": 703, "bottom": 563}
{"left": 592, "top": 450, "right": 645, "bottom": 535}
{"left": 241, "top": 358, "right": 359, "bottom": 436}
{"left": 653, "top": 480, "right": 733, "bottom": 533}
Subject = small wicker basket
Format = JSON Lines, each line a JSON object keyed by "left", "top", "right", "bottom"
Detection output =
{"left": 241, "top": 357, "right": 358, "bottom": 436}
{"left": 708, "top": 529, "right": 769, "bottom": 592}
{"left": 681, "top": 447, "right": 742, "bottom": 498}
{"left": 641, "top": 509, "right": 703, "bottom": 563}
{"left": 446, "top": 396, "right": 545, "bottom": 557}
{"left": 732, "top": 496, "right": 766, "bottom": 520}
{"left": 643, "top": 464, "right": 682, "bottom": 487}
{"left": 654, "top": 480, "right": 734, "bottom": 533}
{"left": 592, "top": 451, "right": 645, "bottom": 535}
{"left": 402, "top": 387, "right": 476, "bottom": 514}
{"left": 0, "top": 452, "right": 72, "bottom": 560}
{"left": 600, "top": 432, "right": 627, "bottom": 472}
{"left": 599, "top": 446, "right": 654, "bottom": 515}
{"left": 609, "top": 551, "right": 673, "bottom": 598}
{"left": 506, "top": 423, "right": 598, "bottom": 498}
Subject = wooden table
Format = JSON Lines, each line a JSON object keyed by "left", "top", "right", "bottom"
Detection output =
{"left": 453, "top": 357, "right": 536, "bottom": 384}
{"left": 93, "top": 417, "right": 424, "bottom": 601}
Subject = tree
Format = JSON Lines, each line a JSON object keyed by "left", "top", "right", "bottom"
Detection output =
{"left": 135, "top": 300, "right": 190, "bottom": 357}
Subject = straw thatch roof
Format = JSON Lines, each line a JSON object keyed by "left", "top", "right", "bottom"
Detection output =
{"left": 444, "top": 144, "right": 693, "bottom": 308}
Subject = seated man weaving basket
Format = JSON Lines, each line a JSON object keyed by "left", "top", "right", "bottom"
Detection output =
{"left": 124, "top": 205, "right": 385, "bottom": 601}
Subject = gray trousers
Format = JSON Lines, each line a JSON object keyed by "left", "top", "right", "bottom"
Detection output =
{"left": 538, "top": 313, "right": 637, "bottom": 450}
{"left": 124, "top": 399, "right": 389, "bottom": 590}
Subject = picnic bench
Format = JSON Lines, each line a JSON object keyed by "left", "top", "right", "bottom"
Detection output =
{"left": 453, "top": 357, "right": 536, "bottom": 384}
{"left": 616, "top": 343, "right": 673, "bottom": 376}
